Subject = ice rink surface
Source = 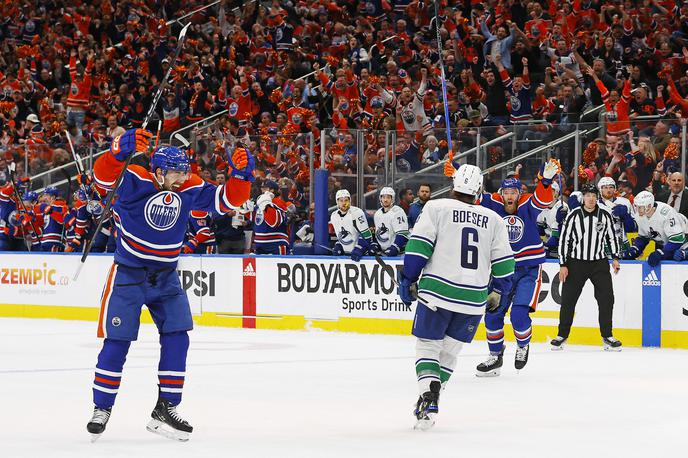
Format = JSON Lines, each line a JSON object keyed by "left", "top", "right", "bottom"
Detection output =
{"left": 1, "top": 317, "right": 686, "bottom": 458}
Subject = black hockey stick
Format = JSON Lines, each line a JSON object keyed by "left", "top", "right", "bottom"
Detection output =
{"left": 5, "top": 163, "right": 42, "bottom": 250}
{"left": 74, "top": 23, "right": 191, "bottom": 280}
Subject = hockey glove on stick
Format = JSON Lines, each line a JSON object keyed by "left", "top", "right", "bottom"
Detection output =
{"left": 397, "top": 270, "right": 418, "bottom": 306}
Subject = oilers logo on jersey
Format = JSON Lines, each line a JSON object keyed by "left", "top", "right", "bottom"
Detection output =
{"left": 504, "top": 215, "right": 525, "bottom": 243}
{"left": 228, "top": 102, "right": 239, "bottom": 117}
{"left": 144, "top": 192, "right": 182, "bottom": 230}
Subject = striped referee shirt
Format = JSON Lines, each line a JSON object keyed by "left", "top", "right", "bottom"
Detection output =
{"left": 558, "top": 204, "right": 620, "bottom": 266}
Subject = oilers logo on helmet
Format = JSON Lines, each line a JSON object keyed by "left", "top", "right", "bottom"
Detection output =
{"left": 504, "top": 215, "right": 525, "bottom": 243}
{"left": 144, "top": 192, "right": 182, "bottom": 230}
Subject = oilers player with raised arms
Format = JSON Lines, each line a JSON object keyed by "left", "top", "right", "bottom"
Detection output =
{"left": 399, "top": 164, "right": 514, "bottom": 430}
{"left": 85, "top": 128, "right": 254, "bottom": 441}
{"left": 476, "top": 159, "right": 559, "bottom": 376}
{"left": 253, "top": 180, "right": 294, "bottom": 255}
{"left": 330, "top": 189, "right": 373, "bottom": 261}
{"left": 372, "top": 187, "right": 409, "bottom": 256}
{"left": 622, "top": 190, "right": 688, "bottom": 265}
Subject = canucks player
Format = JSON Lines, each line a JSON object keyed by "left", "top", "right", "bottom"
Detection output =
{"left": 372, "top": 187, "right": 409, "bottom": 256}
{"left": 476, "top": 159, "right": 559, "bottom": 375}
{"left": 597, "top": 177, "right": 636, "bottom": 252}
{"left": 85, "top": 129, "right": 254, "bottom": 441}
{"left": 622, "top": 191, "right": 688, "bottom": 265}
{"left": 330, "top": 189, "right": 373, "bottom": 261}
{"left": 399, "top": 164, "right": 514, "bottom": 430}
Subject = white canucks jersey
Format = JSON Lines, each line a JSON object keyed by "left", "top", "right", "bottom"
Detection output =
{"left": 405, "top": 199, "right": 515, "bottom": 315}
{"left": 330, "top": 206, "right": 371, "bottom": 254}
{"left": 599, "top": 196, "right": 633, "bottom": 247}
{"left": 636, "top": 201, "right": 688, "bottom": 248}
{"left": 537, "top": 200, "right": 568, "bottom": 237}
{"left": 374, "top": 205, "right": 409, "bottom": 251}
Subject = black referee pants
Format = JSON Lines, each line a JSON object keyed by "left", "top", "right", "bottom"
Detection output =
{"left": 558, "top": 259, "right": 615, "bottom": 339}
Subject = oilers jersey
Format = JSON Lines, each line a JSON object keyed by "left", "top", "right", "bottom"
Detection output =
{"left": 253, "top": 196, "right": 293, "bottom": 255}
{"left": 330, "top": 206, "right": 371, "bottom": 254}
{"left": 184, "top": 210, "right": 217, "bottom": 254}
{"left": 93, "top": 150, "right": 250, "bottom": 268}
{"left": 373, "top": 205, "right": 409, "bottom": 251}
{"left": 37, "top": 199, "right": 68, "bottom": 251}
{"left": 480, "top": 182, "right": 553, "bottom": 267}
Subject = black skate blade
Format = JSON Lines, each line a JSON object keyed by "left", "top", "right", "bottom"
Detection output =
{"left": 146, "top": 419, "right": 190, "bottom": 442}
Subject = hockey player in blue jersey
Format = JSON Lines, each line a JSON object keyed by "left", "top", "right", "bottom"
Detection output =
{"left": 252, "top": 180, "right": 294, "bottom": 255}
{"left": 476, "top": 159, "right": 559, "bottom": 375}
{"left": 37, "top": 186, "right": 68, "bottom": 252}
{"left": 183, "top": 210, "right": 217, "bottom": 254}
{"left": 85, "top": 129, "right": 254, "bottom": 442}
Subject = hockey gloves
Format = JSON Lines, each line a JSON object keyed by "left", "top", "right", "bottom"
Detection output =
{"left": 647, "top": 249, "right": 664, "bottom": 267}
{"left": 256, "top": 192, "right": 274, "bottom": 212}
{"left": 350, "top": 236, "right": 370, "bottom": 262}
{"left": 555, "top": 206, "right": 568, "bottom": 225}
{"left": 486, "top": 291, "right": 502, "bottom": 313}
{"left": 674, "top": 249, "right": 687, "bottom": 261}
{"left": 384, "top": 245, "right": 399, "bottom": 257}
{"left": 332, "top": 243, "right": 344, "bottom": 256}
{"left": 228, "top": 147, "right": 256, "bottom": 182}
{"left": 539, "top": 159, "right": 560, "bottom": 186}
{"left": 544, "top": 236, "right": 558, "bottom": 249}
{"left": 369, "top": 241, "right": 382, "bottom": 255}
{"left": 621, "top": 246, "right": 640, "bottom": 260}
{"left": 397, "top": 270, "right": 418, "bottom": 306}
{"left": 612, "top": 205, "right": 628, "bottom": 218}
{"left": 111, "top": 129, "right": 153, "bottom": 161}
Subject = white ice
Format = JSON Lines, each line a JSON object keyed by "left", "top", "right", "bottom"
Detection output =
{"left": 1, "top": 317, "right": 686, "bottom": 458}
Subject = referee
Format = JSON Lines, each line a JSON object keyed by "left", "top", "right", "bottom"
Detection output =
{"left": 552, "top": 183, "right": 622, "bottom": 351}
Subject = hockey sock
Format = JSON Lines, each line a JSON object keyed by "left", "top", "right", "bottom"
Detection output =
{"left": 415, "top": 338, "right": 443, "bottom": 395}
{"left": 438, "top": 336, "right": 463, "bottom": 388}
{"left": 158, "top": 331, "right": 189, "bottom": 406}
{"left": 484, "top": 311, "right": 506, "bottom": 354}
{"left": 510, "top": 305, "right": 533, "bottom": 347}
{"left": 93, "top": 338, "right": 131, "bottom": 409}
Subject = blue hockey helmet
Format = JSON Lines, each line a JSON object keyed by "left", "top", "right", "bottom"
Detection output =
{"left": 75, "top": 188, "right": 89, "bottom": 202}
{"left": 42, "top": 186, "right": 60, "bottom": 198}
{"left": 261, "top": 180, "right": 279, "bottom": 192}
{"left": 22, "top": 190, "right": 38, "bottom": 202}
{"left": 501, "top": 177, "right": 522, "bottom": 192}
{"left": 150, "top": 146, "right": 190, "bottom": 174}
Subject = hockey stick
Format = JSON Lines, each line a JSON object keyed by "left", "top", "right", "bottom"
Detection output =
{"left": 433, "top": 0, "right": 455, "bottom": 165}
{"left": 5, "top": 163, "right": 42, "bottom": 250}
{"left": 74, "top": 23, "right": 191, "bottom": 280}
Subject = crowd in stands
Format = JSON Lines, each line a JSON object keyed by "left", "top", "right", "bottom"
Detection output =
{"left": 1, "top": 0, "right": 688, "bottom": 255}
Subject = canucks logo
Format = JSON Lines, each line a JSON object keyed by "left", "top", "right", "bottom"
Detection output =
{"left": 649, "top": 227, "right": 659, "bottom": 239}
{"left": 339, "top": 227, "right": 353, "bottom": 245}
{"left": 144, "top": 192, "right": 181, "bottom": 230}
{"left": 377, "top": 223, "right": 390, "bottom": 242}
{"left": 504, "top": 215, "right": 525, "bottom": 243}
